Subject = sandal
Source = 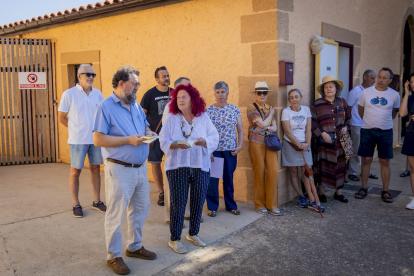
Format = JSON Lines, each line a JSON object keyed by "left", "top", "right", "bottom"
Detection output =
{"left": 381, "top": 191, "right": 393, "bottom": 203}
{"left": 228, "top": 210, "right": 240, "bottom": 215}
{"left": 369, "top": 173, "right": 379, "bottom": 179}
{"left": 207, "top": 210, "right": 217, "bottom": 217}
{"left": 355, "top": 188, "right": 368, "bottom": 199}
{"left": 348, "top": 175, "right": 360, "bottom": 182}
{"left": 400, "top": 170, "right": 411, "bottom": 177}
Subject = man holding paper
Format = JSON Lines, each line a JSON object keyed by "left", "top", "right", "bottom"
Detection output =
{"left": 206, "top": 81, "right": 243, "bottom": 217}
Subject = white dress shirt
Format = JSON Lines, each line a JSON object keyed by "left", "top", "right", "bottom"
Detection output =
{"left": 160, "top": 112, "right": 219, "bottom": 172}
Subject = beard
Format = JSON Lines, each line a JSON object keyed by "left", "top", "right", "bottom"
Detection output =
{"left": 124, "top": 90, "right": 137, "bottom": 104}
{"left": 161, "top": 80, "right": 170, "bottom": 86}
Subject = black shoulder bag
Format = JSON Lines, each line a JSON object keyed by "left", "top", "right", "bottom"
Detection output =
{"left": 253, "top": 103, "right": 282, "bottom": 151}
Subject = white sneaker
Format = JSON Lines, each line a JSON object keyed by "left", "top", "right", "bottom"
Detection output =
{"left": 186, "top": 234, "right": 206, "bottom": 247}
{"left": 168, "top": 240, "right": 187, "bottom": 254}
{"left": 256, "top": 207, "right": 268, "bottom": 215}
{"left": 406, "top": 197, "right": 414, "bottom": 210}
{"left": 268, "top": 208, "right": 281, "bottom": 216}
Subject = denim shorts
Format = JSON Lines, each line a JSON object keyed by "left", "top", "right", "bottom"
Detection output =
{"left": 69, "top": 144, "right": 103, "bottom": 169}
{"left": 148, "top": 139, "right": 164, "bottom": 164}
{"left": 358, "top": 128, "right": 393, "bottom": 159}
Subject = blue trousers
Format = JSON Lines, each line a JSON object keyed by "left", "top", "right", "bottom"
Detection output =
{"left": 206, "top": 151, "right": 238, "bottom": 211}
{"left": 166, "top": 167, "right": 209, "bottom": 241}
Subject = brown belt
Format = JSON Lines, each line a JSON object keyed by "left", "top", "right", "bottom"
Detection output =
{"left": 107, "top": 158, "right": 143, "bottom": 168}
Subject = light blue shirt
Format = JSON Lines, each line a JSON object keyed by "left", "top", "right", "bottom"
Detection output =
{"left": 93, "top": 92, "right": 149, "bottom": 164}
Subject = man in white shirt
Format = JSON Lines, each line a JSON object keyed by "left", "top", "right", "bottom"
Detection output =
{"left": 355, "top": 67, "right": 400, "bottom": 203}
{"left": 58, "top": 64, "right": 106, "bottom": 218}
{"left": 347, "top": 69, "right": 377, "bottom": 181}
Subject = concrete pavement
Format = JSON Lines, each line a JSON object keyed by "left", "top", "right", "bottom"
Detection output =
{"left": 1, "top": 148, "right": 413, "bottom": 275}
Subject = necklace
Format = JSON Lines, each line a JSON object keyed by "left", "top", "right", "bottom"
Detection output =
{"left": 180, "top": 114, "right": 194, "bottom": 138}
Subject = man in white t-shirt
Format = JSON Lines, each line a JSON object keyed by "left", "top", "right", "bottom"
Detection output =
{"left": 347, "top": 69, "right": 377, "bottom": 181}
{"left": 58, "top": 64, "right": 106, "bottom": 218}
{"left": 355, "top": 67, "right": 400, "bottom": 203}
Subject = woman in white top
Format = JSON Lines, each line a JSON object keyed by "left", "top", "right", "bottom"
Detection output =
{"left": 281, "top": 89, "right": 324, "bottom": 212}
{"left": 159, "top": 84, "right": 219, "bottom": 254}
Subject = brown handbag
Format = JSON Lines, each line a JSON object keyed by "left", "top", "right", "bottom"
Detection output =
{"left": 285, "top": 139, "right": 302, "bottom": 151}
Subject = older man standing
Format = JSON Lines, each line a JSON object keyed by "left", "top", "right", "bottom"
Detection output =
{"left": 58, "top": 64, "right": 106, "bottom": 218}
{"left": 355, "top": 67, "right": 400, "bottom": 203}
{"left": 94, "top": 66, "right": 157, "bottom": 275}
{"left": 347, "top": 69, "right": 378, "bottom": 181}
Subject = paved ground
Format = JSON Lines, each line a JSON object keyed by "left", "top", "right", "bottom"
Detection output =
{"left": 1, "top": 148, "right": 413, "bottom": 276}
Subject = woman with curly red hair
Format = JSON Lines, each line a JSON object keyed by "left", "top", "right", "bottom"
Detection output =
{"left": 159, "top": 84, "right": 219, "bottom": 254}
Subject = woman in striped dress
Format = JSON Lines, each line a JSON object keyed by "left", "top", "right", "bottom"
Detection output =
{"left": 311, "top": 75, "right": 351, "bottom": 203}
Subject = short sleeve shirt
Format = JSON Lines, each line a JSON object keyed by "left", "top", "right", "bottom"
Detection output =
{"left": 93, "top": 92, "right": 150, "bottom": 164}
{"left": 206, "top": 104, "right": 241, "bottom": 151}
{"left": 358, "top": 86, "right": 400, "bottom": 130}
{"left": 247, "top": 102, "right": 276, "bottom": 144}
{"left": 58, "top": 84, "right": 103, "bottom": 144}
{"left": 347, "top": 84, "right": 364, "bottom": 126}
{"left": 140, "top": 86, "right": 171, "bottom": 133}
{"left": 281, "top": 105, "right": 311, "bottom": 143}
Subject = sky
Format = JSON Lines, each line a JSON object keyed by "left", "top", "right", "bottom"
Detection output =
{"left": 0, "top": 0, "right": 95, "bottom": 26}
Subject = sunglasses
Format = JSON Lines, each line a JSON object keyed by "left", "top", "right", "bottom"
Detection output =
{"left": 80, "top": 73, "right": 96, "bottom": 78}
{"left": 256, "top": 91, "right": 269, "bottom": 96}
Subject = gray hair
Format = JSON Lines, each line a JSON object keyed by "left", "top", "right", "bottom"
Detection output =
{"left": 77, "top": 64, "right": 93, "bottom": 74}
{"left": 363, "top": 69, "right": 376, "bottom": 78}
{"left": 174, "top": 77, "right": 190, "bottom": 88}
{"left": 288, "top": 88, "right": 303, "bottom": 98}
{"left": 112, "top": 66, "right": 140, "bottom": 89}
{"left": 213, "top": 81, "right": 229, "bottom": 93}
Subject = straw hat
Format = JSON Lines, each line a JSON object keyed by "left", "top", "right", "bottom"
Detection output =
{"left": 316, "top": 75, "right": 344, "bottom": 94}
{"left": 252, "top": 81, "right": 273, "bottom": 93}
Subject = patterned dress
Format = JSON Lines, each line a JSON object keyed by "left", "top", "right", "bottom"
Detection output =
{"left": 311, "top": 97, "right": 351, "bottom": 189}
{"left": 402, "top": 95, "right": 414, "bottom": 156}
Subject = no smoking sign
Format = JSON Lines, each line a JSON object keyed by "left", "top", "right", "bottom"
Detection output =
{"left": 18, "top": 72, "right": 46, "bottom": 89}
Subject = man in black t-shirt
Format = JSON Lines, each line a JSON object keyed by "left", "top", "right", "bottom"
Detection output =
{"left": 140, "top": 66, "right": 171, "bottom": 206}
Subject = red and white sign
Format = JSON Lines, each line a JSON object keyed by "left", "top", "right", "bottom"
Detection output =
{"left": 18, "top": 72, "right": 47, "bottom": 89}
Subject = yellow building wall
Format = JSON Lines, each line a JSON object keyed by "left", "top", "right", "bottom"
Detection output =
{"left": 12, "top": 0, "right": 282, "bottom": 204}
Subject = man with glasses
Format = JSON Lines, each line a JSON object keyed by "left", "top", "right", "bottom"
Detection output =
{"left": 140, "top": 66, "right": 172, "bottom": 206}
{"left": 94, "top": 66, "right": 157, "bottom": 275}
{"left": 58, "top": 64, "right": 106, "bottom": 218}
{"left": 355, "top": 67, "right": 400, "bottom": 203}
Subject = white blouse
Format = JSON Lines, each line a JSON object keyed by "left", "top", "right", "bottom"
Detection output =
{"left": 160, "top": 112, "right": 219, "bottom": 172}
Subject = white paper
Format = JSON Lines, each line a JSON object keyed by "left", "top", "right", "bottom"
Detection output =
{"left": 210, "top": 157, "right": 224, "bottom": 179}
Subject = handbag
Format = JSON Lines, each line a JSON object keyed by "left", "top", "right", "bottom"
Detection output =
{"left": 253, "top": 103, "right": 282, "bottom": 151}
{"left": 318, "top": 98, "right": 338, "bottom": 146}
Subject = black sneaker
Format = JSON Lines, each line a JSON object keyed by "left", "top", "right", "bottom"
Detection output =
{"left": 92, "top": 201, "right": 107, "bottom": 212}
{"left": 73, "top": 205, "right": 83, "bottom": 218}
{"left": 157, "top": 192, "right": 164, "bottom": 206}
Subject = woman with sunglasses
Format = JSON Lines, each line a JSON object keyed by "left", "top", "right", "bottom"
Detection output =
{"left": 247, "top": 81, "right": 280, "bottom": 216}
{"left": 400, "top": 72, "right": 414, "bottom": 209}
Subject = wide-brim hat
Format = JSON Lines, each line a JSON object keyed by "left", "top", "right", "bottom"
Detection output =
{"left": 252, "top": 81, "right": 273, "bottom": 93}
{"left": 316, "top": 75, "right": 344, "bottom": 94}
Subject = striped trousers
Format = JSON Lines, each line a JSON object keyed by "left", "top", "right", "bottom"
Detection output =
{"left": 166, "top": 167, "right": 210, "bottom": 241}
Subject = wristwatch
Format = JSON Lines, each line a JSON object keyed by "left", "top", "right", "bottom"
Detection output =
{"left": 266, "top": 126, "right": 270, "bottom": 131}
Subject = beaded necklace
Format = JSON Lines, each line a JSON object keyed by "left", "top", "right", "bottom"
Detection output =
{"left": 180, "top": 113, "right": 194, "bottom": 138}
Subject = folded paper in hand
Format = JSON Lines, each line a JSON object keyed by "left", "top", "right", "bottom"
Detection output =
{"left": 173, "top": 140, "right": 196, "bottom": 148}
{"left": 142, "top": 136, "right": 159, "bottom": 144}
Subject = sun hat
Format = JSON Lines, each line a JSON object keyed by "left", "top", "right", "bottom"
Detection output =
{"left": 316, "top": 75, "right": 344, "bottom": 94}
{"left": 252, "top": 81, "right": 273, "bottom": 93}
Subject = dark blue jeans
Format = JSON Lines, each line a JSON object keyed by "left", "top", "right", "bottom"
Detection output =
{"left": 206, "top": 151, "right": 238, "bottom": 211}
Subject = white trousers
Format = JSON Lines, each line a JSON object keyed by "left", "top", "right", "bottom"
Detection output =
{"left": 104, "top": 161, "right": 150, "bottom": 260}
{"left": 349, "top": 125, "right": 361, "bottom": 176}
{"left": 164, "top": 170, "right": 190, "bottom": 221}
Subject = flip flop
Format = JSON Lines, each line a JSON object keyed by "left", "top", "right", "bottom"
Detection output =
{"left": 348, "top": 175, "right": 360, "bottom": 181}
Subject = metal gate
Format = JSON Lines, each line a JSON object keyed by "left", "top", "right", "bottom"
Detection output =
{"left": 0, "top": 38, "right": 56, "bottom": 165}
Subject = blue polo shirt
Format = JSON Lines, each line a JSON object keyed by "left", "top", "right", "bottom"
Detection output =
{"left": 93, "top": 92, "right": 149, "bottom": 164}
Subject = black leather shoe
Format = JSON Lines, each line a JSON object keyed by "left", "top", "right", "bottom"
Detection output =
{"left": 319, "top": 194, "right": 327, "bottom": 203}
{"left": 334, "top": 193, "right": 348, "bottom": 203}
